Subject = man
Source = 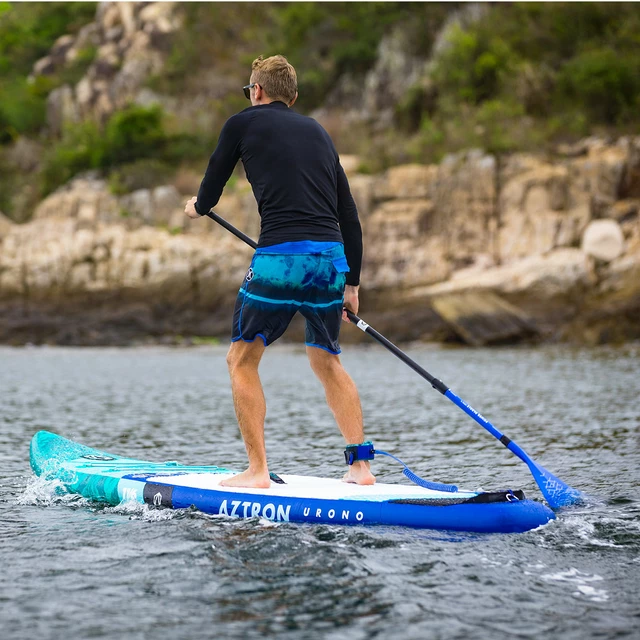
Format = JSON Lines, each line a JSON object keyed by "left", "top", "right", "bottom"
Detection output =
{"left": 184, "top": 55, "right": 375, "bottom": 488}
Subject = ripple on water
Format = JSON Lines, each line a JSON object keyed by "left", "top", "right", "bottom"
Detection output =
{"left": 1, "top": 345, "right": 639, "bottom": 640}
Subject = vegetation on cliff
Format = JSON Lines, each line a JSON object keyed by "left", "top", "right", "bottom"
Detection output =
{"left": 0, "top": 2, "right": 95, "bottom": 141}
{"left": 402, "top": 3, "right": 640, "bottom": 162}
{"left": 1, "top": 2, "right": 640, "bottom": 221}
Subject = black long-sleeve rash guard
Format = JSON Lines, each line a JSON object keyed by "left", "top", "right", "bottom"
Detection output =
{"left": 194, "top": 101, "right": 363, "bottom": 286}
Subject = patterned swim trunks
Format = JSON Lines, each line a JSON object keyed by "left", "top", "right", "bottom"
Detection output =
{"left": 231, "top": 241, "right": 350, "bottom": 354}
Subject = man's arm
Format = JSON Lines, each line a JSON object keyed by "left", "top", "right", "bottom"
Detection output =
{"left": 337, "top": 162, "right": 362, "bottom": 286}
{"left": 187, "top": 116, "right": 243, "bottom": 218}
{"left": 336, "top": 162, "right": 362, "bottom": 321}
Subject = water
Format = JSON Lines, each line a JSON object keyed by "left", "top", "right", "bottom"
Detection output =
{"left": 1, "top": 344, "right": 639, "bottom": 639}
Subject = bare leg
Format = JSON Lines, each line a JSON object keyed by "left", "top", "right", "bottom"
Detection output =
{"left": 306, "top": 346, "right": 376, "bottom": 485}
{"left": 219, "top": 340, "right": 271, "bottom": 488}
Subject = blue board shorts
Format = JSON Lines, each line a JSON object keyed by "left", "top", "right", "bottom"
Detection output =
{"left": 231, "top": 241, "right": 350, "bottom": 355}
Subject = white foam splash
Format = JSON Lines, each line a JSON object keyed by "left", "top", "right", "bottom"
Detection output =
{"left": 563, "top": 516, "right": 621, "bottom": 548}
{"left": 16, "top": 475, "right": 177, "bottom": 521}
{"left": 541, "top": 567, "right": 609, "bottom": 602}
{"left": 105, "top": 500, "right": 177, "bottom": 521}
{"left": 16, "top": 475, "right": 89, "bottom": 508}
{"left": 258, "top": 517, "right": 281, "bottom": 528}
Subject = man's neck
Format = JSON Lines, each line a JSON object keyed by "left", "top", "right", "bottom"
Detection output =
{"left": 253, "top": 98, "right": 288, "bottom": 107}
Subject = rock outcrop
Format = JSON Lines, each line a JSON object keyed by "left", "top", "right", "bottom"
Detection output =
{"left": 35, "top": 2, "right": 183, "bottom": 132}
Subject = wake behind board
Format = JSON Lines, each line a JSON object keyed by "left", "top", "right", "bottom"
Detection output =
{"left": 29, "top": 431, "right": 554, "bottom": 533}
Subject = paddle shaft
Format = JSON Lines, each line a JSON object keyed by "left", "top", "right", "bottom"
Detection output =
{"left": 207, "top": 211, "right": 257, "bottom": 250}
{"left": 341, "top": 316, "right": 582, "bottom": 510}
{"left": 344, "top": 310, "right": 516, "bottom": 445}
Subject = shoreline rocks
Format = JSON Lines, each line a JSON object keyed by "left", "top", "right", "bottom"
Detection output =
{"left": 1, "top": 137, "right": 639, "bottom": 347}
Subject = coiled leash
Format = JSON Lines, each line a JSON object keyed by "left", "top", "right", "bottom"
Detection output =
{"left": 344, "top": 442, "right": 458, "bottom": 493}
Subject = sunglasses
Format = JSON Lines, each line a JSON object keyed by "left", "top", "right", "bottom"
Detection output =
{"left": 243, "top": 83, "right": 257, "bottom": 100}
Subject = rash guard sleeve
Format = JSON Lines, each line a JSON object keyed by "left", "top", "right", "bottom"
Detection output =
{"left": 336, "top": 162, "right": 362, "bottom": 286}
{"left": 194, "top": 115, "right": 243, "bottom": 216}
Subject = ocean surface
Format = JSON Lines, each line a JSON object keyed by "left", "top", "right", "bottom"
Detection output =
{"left": 1, "top": 343, "right": 639, "bottom": 640}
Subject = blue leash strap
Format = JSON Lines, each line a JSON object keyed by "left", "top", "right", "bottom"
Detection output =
{"left": 375, "top": 450, "right": 459, "bottom": 493}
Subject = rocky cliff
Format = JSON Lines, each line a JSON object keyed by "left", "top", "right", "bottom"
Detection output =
{"left": 1, "top": 2, "right": 639, "bottom": 346}
{"left": 40, "top": 2, "right": 184, "bottom": 134}
{"left": 1, "top": 137, "right": 638, "bottom": 346}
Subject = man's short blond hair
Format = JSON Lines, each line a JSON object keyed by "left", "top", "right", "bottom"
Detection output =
{"left": 251, "top": 55, "right": 298, "bottom": 103}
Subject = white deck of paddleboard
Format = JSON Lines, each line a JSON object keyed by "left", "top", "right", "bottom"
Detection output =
{"left": 141, "top": 472, "right": 477, "bottom": 502}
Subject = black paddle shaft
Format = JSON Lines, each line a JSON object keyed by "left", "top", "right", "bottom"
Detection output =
{"left": 344, "top": 310, "right": 449, "bottom": 395}
{"left": 207, "top": 211, "right": 257, "bottom": 250}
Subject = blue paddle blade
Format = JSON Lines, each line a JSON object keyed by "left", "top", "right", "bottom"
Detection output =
{"left": 504, "top": 439, "right": 583, "bottom": 509}
{"left": 525, "top": 459, "right": 584, "bottom": 509}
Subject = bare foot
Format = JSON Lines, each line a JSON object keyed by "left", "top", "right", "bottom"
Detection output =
{"left": 219, "top": 468, "right": 271, "bottom": 489}
{"left": 342, "top": 461, "right": 376, "bottom": 485}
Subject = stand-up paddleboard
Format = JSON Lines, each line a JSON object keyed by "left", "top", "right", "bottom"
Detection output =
{"left": 30, "top": 431, "right": 554, "bottom": 533}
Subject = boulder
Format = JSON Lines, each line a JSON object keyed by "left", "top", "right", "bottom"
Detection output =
{"left": 582, "top": 219, "right": 625, "bottom": 262}
{"left": 363, "top": 198, "right": 450, "bottom": 288}
{"left": 120, "top": 189, "right": 153, "bottom": 223}
{"left": 431, "top": 291, "right": 538, "bottom": 346}
{"left": 568, "top": 141, "right": 628, "bottom": 207}
{"left": 50, "top": 34, "right": 76, "bottom": 62}
{"left": 152, "top": 185, "right": 183, "bottom": 226}
{"left": 140, "top": 1, "right": 183, "bottom": 33}
{"left": 433, "top": 150, "right": 497, "bottom": 263}
{"left": 32, "top": 56, "right": 56, "bottom": 76}
{"left": 339, "top": 155, "right": 360, "bottom": 176}
{"left": 409, "top": 248, "right": 594, "bottom": 299}
{"left": 73, "top": 22, "right": 101, "bottom": 51}
{"left": 348, "top": 174, "right": 376, "bottom": 219}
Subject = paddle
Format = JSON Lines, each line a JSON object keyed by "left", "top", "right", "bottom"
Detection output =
{"left": 342, "top": 309, "right": 583, "bottom": 509}
{"left": 205, "top": 210, "right": 583, "bottom": 509}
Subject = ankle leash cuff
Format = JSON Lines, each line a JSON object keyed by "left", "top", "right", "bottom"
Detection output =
{"left": 344, "top": 441, "right": 375, "bottom": 465}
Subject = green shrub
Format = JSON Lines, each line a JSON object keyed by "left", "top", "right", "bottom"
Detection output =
{"left": 433, "top": 25, "right": 516, "bottom": 105}
{"left": 273, "top": 3, "right": 451, "bottom": 111}
{"left": 394, "top": 84, "right": 437, "bottom": 133}
{"left": 0, "top": 2, "right": 95, "bottom": 143}
{"left": 0, "top": 77, "right": 47, "bottom": 141}
{"left": 407, "top": 116, "right": 446, "bottom": 164}
{"left": 475, "top": 99, "right": 528, "bottom": 154}
{"left": 41, "top": 119, "right": 103, "bottom": 194}
{"left": 42, "top": 105, "right": 206, "bottom": 195}
{"left": 0, "top": 2, "right": 95, "bottom": 76}
{"left": 488, "top": 3, "right": 613, "bottom": 66}
{"left": 101, "top": 105, "right": 166, "bottom": 167}
{"left": 558, "top": 48, "right": 639, "bottom": 124}
{"left": 108, "top": 159, "right": 174, "bottom": 195}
